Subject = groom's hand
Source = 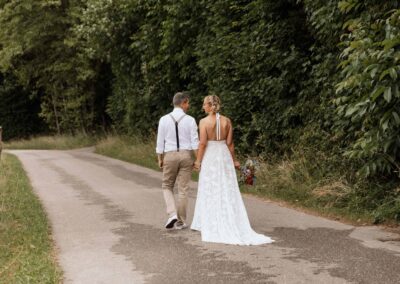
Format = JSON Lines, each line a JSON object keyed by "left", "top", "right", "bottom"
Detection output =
{"left": 157, "top": 154, "right": 164, "bottom": 169}
{"left": 193, "top": 161, "right": 201, "bottom": 172}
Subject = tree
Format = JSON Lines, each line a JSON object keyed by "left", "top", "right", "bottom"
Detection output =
{"left": 0, "top": 0, "right": 105, "bottom": 134}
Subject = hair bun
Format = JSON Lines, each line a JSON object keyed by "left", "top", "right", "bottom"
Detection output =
{"left": 206, "top": 94, "right": 221, "bottom": 113}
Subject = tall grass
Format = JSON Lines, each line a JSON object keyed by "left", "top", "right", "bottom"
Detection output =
{"left": 95, "top": 135, "right": 159, "bottom": 170}
{"left": 4, "top": 134, "right": 96, "bottom": 150}
{"left": 241, "top": 152, "right": 400, "bottom": 224}
{"left": 241, "top": 157, "right": 361, "bottom": 221}
{"left": 95, "top": 135, "right": 199, "bottom": 180}
{"left": 0, "top": 154, "right": 62, "bottom": 283}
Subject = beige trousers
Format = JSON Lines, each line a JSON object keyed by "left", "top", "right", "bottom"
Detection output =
{"left": 162, "top": 150, "right": 193, "bottom": 225}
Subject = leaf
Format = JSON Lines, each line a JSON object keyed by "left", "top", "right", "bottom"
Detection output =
{"left": 382, "top": 119, "right": 389, "bottom": 131}
{"left": 384, "top": 87, "right": 392, "bottom": 102}
{"left": 379, "top": 69, "right": 390, "bottom": 81}
{"left": 371, "top": 86, "right": 385, "bottom": 101}
{"left": 389, "top": 67, "right": 398, "bottom": 80}
{"left": 379, "top": 68, "right": 398, "bottom": 81}
{"left": 345, "top": 106, "right": 358, "bottom": 117}
{"left": 370, "top": 67, "right": 379, "bottom": 78}
{"left": 383, "top": 140, "right": 392, "bottom": 153}
{"left": 393, "top": 112, "right": 400, "bottom": 125}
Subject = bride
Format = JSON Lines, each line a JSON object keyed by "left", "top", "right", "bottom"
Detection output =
{"left": 191, "top": 95, "right": 274, "bottom": 245}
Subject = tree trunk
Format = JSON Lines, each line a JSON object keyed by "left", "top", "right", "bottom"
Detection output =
{"left": 51, "top": 94, "right": 61, "bottom": 135}
{"left": 0, "top": 126, "right": 2, "bottom": 158}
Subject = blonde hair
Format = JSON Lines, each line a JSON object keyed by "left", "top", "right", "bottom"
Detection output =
{"left": 205, "top": 94, "right": 221, "bottom": 113}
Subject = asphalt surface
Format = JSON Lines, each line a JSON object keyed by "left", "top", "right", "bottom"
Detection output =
{"left": 6, "top": 148, "right": 400, "bottom": 284}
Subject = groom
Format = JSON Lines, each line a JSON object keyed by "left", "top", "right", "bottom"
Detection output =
{"left": 156, "top": 92, "right": 199, "bottom": 229}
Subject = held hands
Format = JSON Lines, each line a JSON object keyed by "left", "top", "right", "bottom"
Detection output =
{"left": 193, "top": 160, "right": 201, "bottom": 172}
{"left": 234, "top": 160, "right": 240, "bottom": 170}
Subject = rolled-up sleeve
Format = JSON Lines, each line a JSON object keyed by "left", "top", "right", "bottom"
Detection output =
{"left": 190, "top": 118, "right": 199, "bottom": 150}
{"left": 156, "top": 118, "right": 165, "bottom": 154}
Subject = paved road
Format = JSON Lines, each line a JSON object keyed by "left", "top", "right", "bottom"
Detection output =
{"left": 7, "top": 148, "right": 400, "bottom": 284}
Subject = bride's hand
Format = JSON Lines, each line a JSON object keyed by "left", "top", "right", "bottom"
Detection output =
{"left": 193, "top": 161, "right": 201, "bottom": 172}
{"left": 234, "top": 160, "right": 240, "bottom": 170}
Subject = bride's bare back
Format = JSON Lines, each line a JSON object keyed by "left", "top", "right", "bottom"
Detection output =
{"left": 199, "top": 114, "right": 233, "bottom": 145}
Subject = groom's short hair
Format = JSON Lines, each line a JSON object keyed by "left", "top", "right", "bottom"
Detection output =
{"left": 173, "top": 91, "right": 190, "bottom": 106}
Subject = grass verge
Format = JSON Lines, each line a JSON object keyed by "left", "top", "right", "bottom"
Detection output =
{"left": 95, "top": 135, "right": 199, "bottom": 180}
{"left": 240, "top": 159, "right": 370, "bottom": 224}
{"left": 95, "top": 135, "right": 159, "bottom": 171}
{"left": 4, "top": 134, "right": 96, "bottom": 150}
{"left": 0, "top": 153, "right": 62, "bottom": 283}
{"left": 240, "top": 155, "right": 400, "bottom": 225}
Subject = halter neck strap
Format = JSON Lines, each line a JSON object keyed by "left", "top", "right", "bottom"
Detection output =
{"left": 216, "top": 113, "right": 221, "bottom": 141}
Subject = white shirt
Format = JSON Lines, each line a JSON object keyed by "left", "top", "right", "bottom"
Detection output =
{"left": 156, "top": 108, "right": 199, "bottom": 154}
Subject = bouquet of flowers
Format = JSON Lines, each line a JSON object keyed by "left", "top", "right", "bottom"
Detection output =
{"left": 239, "top": 158, "right": 259, "bottom": 186}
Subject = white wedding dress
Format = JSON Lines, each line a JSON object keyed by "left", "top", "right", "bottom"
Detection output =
{"left": 191, "top": 114, "right": 274, "bottom": 245}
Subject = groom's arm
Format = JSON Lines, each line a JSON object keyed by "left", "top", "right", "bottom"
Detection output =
{"left": 156, "top": 118, "right": 165, "bottom": 168}
{"left": 157, "top": 154, "right": 164, "bottom": 168}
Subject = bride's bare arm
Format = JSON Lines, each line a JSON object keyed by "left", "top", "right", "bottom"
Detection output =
{"left": 194, "top": 120, "right": 207, "bottom": 169}
{"left": 226, "top": 119, "right": 240, "bottom": 169}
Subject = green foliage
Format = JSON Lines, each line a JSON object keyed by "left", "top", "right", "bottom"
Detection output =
{"left": 0, "top": 0, "right": 108, "bottom": 135}
{"left": 335, "top": 2, "right": 400, "bottom": 177}
{"left": 78, "top": 0, "right": 207, "bottom": 134}
{"left": 80, "top": 0, "right": 316, "bottom": 154}
{"left": 195, "top": 0, "right": 313, "bottom": 153}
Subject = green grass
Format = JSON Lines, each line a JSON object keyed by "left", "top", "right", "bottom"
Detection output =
{"left": 240, "top": 156, "right": 381, "bottom": 224}
{"left": 95, "top": 135, "right": 199, "bottom": 180}
{"left": 0, "top": 154, "right": 62, "bottom": 283}
{"left": 95, "top": 135, "right": 160, "bottom": 171}
{"left": 4, "top": 134, "right": 96, "bottom": 150}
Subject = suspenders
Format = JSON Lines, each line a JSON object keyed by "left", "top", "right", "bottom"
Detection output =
{"left": 169, "top": 113, "right": 186, "bottom": 152}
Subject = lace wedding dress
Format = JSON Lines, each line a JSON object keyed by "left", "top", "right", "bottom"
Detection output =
{"left": 191, "top": 114, "right": 274, "bottom": 245}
